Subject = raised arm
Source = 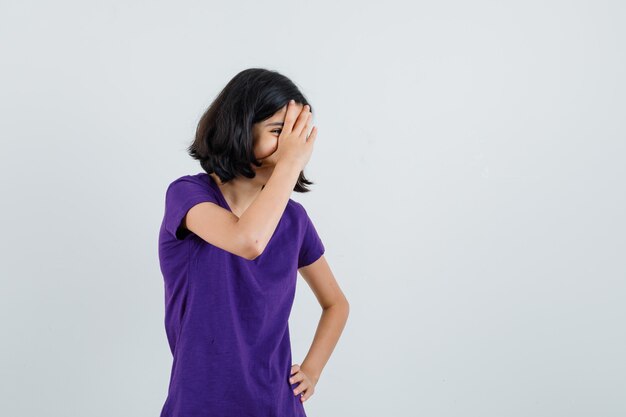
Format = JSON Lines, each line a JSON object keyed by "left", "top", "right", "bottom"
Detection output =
{"left": 184, "top": 160, "right": 302, "bottom": 260}
{"left": 184, "top": 99, "right": 317, "bottom": 260}
{"left": 236, "top": 160, "right": 303, "bottom": 257}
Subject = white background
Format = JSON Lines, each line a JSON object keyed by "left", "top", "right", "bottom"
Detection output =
{"left": 1, "top": 1, "right": 624, "bottom": 416}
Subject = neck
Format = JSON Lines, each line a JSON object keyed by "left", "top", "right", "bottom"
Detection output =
{"left": 210, "top": 165, "right": 275, "bottom": 213}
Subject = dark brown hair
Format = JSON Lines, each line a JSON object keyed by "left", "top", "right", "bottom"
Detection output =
{"left": 188, "top": 68, "right": 316, "bottom": 193}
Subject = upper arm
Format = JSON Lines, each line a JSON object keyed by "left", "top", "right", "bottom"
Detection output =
{"left": 296, "top": 205, "right": 348, "bottom": 309}
{"left": 299, "top": 255, "right": 349, "bottom": 310}
{"left": 297, "top": 206, "right": 326, "bottom": 269}
{"left": 185, "top": 202, "right": 258, "bottom": 259}
{"left": 163, "top": 177, "right": 257, "bottom": 259}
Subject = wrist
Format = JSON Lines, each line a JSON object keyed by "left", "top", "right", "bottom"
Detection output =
{"left": 301, "top": 364, "right": 321, "bottom": 384}
{"left": 275, "top": 158, "right": 303, "bottom": 175}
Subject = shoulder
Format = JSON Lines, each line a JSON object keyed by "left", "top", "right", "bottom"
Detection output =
{"left": 165, "top": 173, "right": 215, "bottom": 196}
{"left": 287, "top": 199, "right": 318, "bottom": 233}
{"left": 164, "top": 173, "right": 219, "bottom": 208}
{"left": 287, "top": 198, "right": 308, "bottom": 219}
{"left": 166, "top": 173, "right": 208, "bottom": 190}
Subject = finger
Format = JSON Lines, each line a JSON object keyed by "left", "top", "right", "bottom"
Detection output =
{"left": 300, "top": 112, "right": 314, "bottom": 141}
{"left": 290, "top": 364, "right": 300, "bottom": 374}
{"left": 291, "top": 105, "right": 311, "bottom": 138}
{"left": 283, "top": 100, "right": 302, "bottom": 134}
{"left": 300, "top": 388, "right": 313, "bottom": 402}
{"left": 306, "top": 126, "right": 318, "bottom": 143}
{"left": 293, "top": 379, "right": 308, "bottom": 396}
{"left": 300, "top": 387, "right": 313, "bottom": 402}
{"left": 289, "top": 372, "right": 305, "bottom": 385}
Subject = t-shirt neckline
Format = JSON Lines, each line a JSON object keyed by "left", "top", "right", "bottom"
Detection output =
{"left": 203, "top": 173, "right": 233, "bottom": 213}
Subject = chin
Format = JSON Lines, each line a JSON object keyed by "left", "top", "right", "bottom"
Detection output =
{"left": 261, "top": 157, "right": 278, "bottom": 167}
{"left": 255, "top": 159, "right": 276, "bottom": 170}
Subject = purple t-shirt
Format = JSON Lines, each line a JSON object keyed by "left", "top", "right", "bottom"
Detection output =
{"left": 157, "top": 172, "right": 325, "bottom": 417}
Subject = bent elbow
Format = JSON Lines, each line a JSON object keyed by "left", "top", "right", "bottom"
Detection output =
{"left": 241, "top": 237, "right": 263, "bottom": 261}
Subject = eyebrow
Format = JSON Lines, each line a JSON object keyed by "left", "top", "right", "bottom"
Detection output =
{"left": 265, "top": 121, "right": 284, "bottom": 127}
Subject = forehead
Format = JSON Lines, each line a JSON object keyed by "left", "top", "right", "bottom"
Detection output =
{"left": 269, "top": 103, "right": 304, "bottom": 119}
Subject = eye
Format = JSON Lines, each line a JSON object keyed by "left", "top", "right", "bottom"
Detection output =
{"left": 271, "top": 129, "right": 282, "bottom": 134}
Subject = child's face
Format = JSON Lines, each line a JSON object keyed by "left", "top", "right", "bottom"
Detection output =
{"left": 252, "top": 102, "right": 305, "bottom": 168}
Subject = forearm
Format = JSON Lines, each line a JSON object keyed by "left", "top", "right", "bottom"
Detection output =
{"left": 237, "top": 160, "right": 301, "bottom": 254}
{"left": 300, "top": 301, "right": 350, "bottom": 383}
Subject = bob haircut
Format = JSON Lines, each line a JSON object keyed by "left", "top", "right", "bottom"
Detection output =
{"left": 188, "top": 68, "right": 316, "bottom": 193}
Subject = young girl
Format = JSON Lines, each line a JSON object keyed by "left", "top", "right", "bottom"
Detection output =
{"left": 157, "top": 68, "right": 350, "bottom": 417}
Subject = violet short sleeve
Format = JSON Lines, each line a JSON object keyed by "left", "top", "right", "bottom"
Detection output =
{"left": 297, "top": 207, "right": 325, "bottom": 268}
{"left": 164, "top": 176, "right": 219, "bottom": 240}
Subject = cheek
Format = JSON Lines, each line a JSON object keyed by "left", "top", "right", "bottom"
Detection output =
{"left": 255, "top": 136, "right": 279, "bottom": 158}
